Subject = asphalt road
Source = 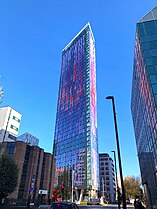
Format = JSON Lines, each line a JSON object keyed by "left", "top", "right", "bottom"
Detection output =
{"left": 80, "top": 206, "right": 134, "bottom": 209}
{"left": 39, "top": 205, "right": 135, "bottom": 209}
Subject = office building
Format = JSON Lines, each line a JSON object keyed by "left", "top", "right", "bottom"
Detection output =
{"left": 99, "top": 153, "right": 116, "bottom": 203}
{"left": 17, "top": 132, "right": 39, "bottom": 146}
{"left": 131, "top": 6, "right": 157, "bottom": 208}
{"left": 0, "top": 106, "right": 22, "bottom": 142}
{"left": 52, "top": 23, "right": 99, "bottom": 200}
{"left": 0, "top": 141, "right": 53, "bottom": 205}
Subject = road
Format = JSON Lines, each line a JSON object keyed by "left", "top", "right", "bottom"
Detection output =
{"left": 81, "top": 206, "right": 134, "bottom": 209}
{"left": 39, "top": 205, "right": 135, "bottom": 209}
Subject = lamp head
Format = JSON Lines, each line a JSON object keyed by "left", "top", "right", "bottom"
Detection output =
{"left": 106, "top": 96, "right": 114, "bottom": 100}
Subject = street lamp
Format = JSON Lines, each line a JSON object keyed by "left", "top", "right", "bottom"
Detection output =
{"left": 111, "top": 150, "right": 121, "bottom": 209}
{"left": 72, "top": 170, "right": 74, "bottom": 202}
{"left": 106, "top": 96, "right": 126, "bottom": 209}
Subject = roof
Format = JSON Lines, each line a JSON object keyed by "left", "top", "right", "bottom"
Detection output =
{"left": 138, "top": 6, "right": 157, "bottom": 23}
{"left": 62, "top": 22, "right": 94, "bottom": 52}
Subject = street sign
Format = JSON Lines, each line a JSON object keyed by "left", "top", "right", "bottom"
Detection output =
{"left": 39, "top": 190, "right": 48, "bottom": 195}
{"left": 30, "top": 203, "right": 34, "bottom": 206}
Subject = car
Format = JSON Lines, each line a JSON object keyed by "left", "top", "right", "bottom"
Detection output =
{"left": 48, "top": 202, "right": 80, "bottom": 209}
{"left": 87, "top": 198, "right": 101, "bottom": 205}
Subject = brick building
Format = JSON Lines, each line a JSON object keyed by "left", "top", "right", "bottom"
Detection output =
{"left": 0, "top": 141, "right": 53, "bottom": 205}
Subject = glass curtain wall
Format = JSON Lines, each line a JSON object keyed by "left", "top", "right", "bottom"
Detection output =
{"left": 52, "top": 23, "right": 99, "bottom": 199}
{"left": 131, "top": 8, "right": 157, "bottom": 208}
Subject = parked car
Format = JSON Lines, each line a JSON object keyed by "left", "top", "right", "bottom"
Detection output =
{"left": 48, "top": 202, "right": 80, "bottom": 209}
{"left": 87, "top": 198, "right": 101, "bottom": 205}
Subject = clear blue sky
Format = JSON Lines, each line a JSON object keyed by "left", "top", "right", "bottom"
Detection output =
{"left": 0, "top": 1, "right": 156, "bottom": 177}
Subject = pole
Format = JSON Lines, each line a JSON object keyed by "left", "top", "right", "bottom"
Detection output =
{"left": 112, "top": 151, "right": 121, "bottom": 209}
{"left": 102, "top": 177, "right": 104, "bottom": 199}
{"left": 106, "top": 96, "right": 126, "bottom": 209}
{"left": 72, "top": 170, "right": 74, "bottom": 202}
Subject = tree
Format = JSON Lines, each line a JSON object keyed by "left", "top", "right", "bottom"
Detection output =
{"left": 0, "top": 154, "right": 18, "bottom": 203}
{"left": 0, "top": 84, "right": 4, "bottom": 104}
{"left": 124, "top": 176, "right": 143, "bottom": 200}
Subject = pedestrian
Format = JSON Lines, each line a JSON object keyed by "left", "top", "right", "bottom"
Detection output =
{"left": 138, "top": 200, "right": 145, "bottom": 209}
{"left": 134, "top": 199, "right": 138, "bottom": 209}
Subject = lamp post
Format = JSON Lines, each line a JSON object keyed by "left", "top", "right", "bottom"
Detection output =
{"left": 102, "top": 177, "right": 105, "bottom": 199}
{"left": 106, "top": 96, "right": 126, "bottom": 209}
{"left": 111, "top": 150, "right": 121, "bottom": 209}
{"left": 72, "top": 170, "right": 74, "bottom": 202}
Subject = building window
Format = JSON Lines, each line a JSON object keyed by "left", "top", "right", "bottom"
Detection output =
{"left": 5, "top": 142, "right": 15, "bottom": 157}
{"left": 13, "top": 116, "right": 20, "bottom": 123}
{"left": 8, "top": 134, "right": 16, "bottom": 141}
{"left": 10, "top": 125, "right": 18, "bottom": 132}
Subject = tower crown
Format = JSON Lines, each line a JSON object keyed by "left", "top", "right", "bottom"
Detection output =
{"left": 138, "top": 6, "right": 157, "bottom": 22}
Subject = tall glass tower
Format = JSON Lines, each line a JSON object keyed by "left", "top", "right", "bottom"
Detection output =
{"left": 53, "top": 23, "right": 99, "bottom": 199}
{"left": 131, "top": 7, "right": 157, "bottom": 208}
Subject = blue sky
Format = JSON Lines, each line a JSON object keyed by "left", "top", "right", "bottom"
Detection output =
{"left": 0, "top": 1, "right": 156, "bottom": 177}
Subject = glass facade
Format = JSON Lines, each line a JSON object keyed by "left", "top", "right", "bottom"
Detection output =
{"left": 17, "top": 132, "right": 39, "bottom": 146}
{"left": 53, "top": 23, "right": 99, "bottom": 197}
{"left": 5, "top": 142, "right": 16, "bottom": 157}
{"left": 131, "top": 7, "right": 157, "bottom": 209}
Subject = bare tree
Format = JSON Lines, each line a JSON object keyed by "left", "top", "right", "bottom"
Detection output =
{"left": 0, "top": 85, "right": 4, "bottom": 104}
{"left": 124, "top": 176, "right": 143, "bottom": 200}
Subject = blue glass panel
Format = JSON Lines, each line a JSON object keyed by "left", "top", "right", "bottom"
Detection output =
{"left": 152, "top": 84, "right": 157, "bottom": 94}
{"left": 141, "top": 42, "right": 150, "bottom": 49}
{"left": 145, "top": 57, "right": 153, "bottom": 65}
{"left": 149, "top": 41, "right": 157, "bottom": 49}
{"left": 138, "top": 29, "right": 146, "bottom": 36}
{"left": 145, "top": 27, "right": 157, "bottom": 35}
{"left": 150, "top": 49, "right": 157, "bottom": 56}
{"left": 140, "top": 36, "right": 148, "bottom": 42}
{"left": 143, "top": 20, "right": 157, "bottom": 28}
{"left": 152, "top": 57, "right": 157, "bottom": 65}
{"left": 147, "top": 66, "right": 156, "bottom": 74}
{"left": 147, "top": 34, "right": 157, "bottom": 41}
{"left": 149, "top": 75, "right": 157, "bottom": 84}
{"left": 143, "top": 50, "right": 151, "bottom": 57}
{"left": 137, "top": 22, "right": 144, "bottom": 29}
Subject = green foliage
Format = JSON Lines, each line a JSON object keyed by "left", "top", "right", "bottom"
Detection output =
{"left": 0, "top": 154, "right": 18, "bottom": 199}
{"left": 124, "top": 176, "right": 143, "bottom": 199}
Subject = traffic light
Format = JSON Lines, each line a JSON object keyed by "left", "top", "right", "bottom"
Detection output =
{"left": 61, "top": 185, "right": 64, "bottom": 193}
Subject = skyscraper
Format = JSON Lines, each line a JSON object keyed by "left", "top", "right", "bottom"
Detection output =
{"left": 52, "top": 23, "right": 99, "bottom": 200}
{"left": 0, "top": 141, "right": 53, "bottom": 205}
{"left": 131, "top": 6, "right": 157, "bottom": 208}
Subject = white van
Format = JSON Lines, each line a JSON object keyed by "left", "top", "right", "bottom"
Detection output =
{"left": 87, "top": 198, "right": 101, "bottom": 205}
